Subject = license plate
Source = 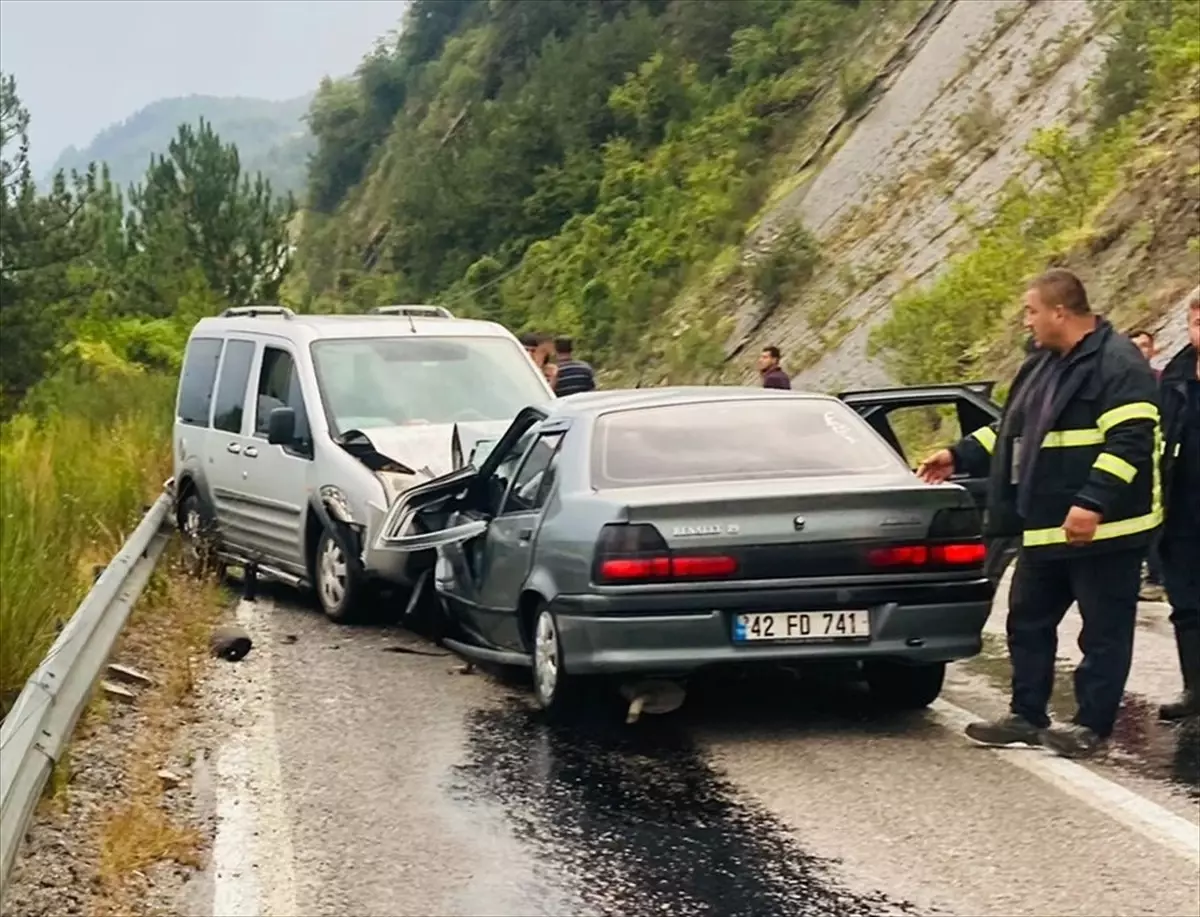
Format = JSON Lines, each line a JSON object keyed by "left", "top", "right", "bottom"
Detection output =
{"left": 733, "top": 610, "right": 871, "bottom": 643}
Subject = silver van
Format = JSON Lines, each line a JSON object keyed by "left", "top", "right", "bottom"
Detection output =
{"left": 171, "top": 305, "right": 554, "bottom": 622}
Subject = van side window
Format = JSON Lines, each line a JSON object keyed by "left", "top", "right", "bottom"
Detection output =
{"left": 212, "top": 340, "right": 256, "bottom": 434}
{"left": 177, "top": 337, "right": 223, "bottom": 427}
{"left": 255, "top": 347, "right": 312, "bottom": 455}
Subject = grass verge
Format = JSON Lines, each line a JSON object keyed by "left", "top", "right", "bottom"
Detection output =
{"left": 0, "top": 372, "right": 176, "bottom": 715}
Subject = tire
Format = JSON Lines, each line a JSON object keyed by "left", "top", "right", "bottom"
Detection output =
{"left": 314, "top": 526, "right": 369, "bottom": 624}
{"left": 863, "top": 660, "right": 946, "bottom": 710}
{"left": 531, "top": 606, "right": 583, "bottom": 715}
{"left": 178, "top": 491, "right": 221, "bottom": 579}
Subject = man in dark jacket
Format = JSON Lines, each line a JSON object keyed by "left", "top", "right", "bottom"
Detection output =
{"left": 758, "top": 346, "right": 792, "bottom": 389}
{"left": 553, "top": 336, "right": 597, "bottom": 397}
{"left": 918, "top": 269, "right": 1160, "bottom": 758}
{"left": 1156, "top": 293, "right": 1200, "bottom": 721}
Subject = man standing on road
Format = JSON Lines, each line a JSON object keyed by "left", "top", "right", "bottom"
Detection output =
{"left": 552, "top": 336, "right": 596, "bottom": 397}
{"left": 917, "top": 269, "right": 1161, "bottom": 759}
{"left": 1155, "top": 294, "right": 1200, "bottom": 721}
{"left": 758, "top": 346, "right": 792, "bottom": 389}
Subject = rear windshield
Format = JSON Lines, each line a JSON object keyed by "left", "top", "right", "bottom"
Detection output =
{"left": 311, "top": 336, "right": 551, "bottom": 434}
{"left": 592, "top": 398, "right": 903, "bottom": 488}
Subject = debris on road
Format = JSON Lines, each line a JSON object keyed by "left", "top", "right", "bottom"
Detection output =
{"left": 106, "top": 662, "right": 153, "bottom": 686}
{"left": 100, "top": 681, "right": 138, "bottom": 703}
{"left": 210, "top": 626, "right": 252, "bottom": 661}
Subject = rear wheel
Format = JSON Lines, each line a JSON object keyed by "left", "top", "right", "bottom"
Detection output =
{"left": 863, "top": 660, "right": 946, "bottom": 710}
{"left": 531, "top": 606, "right": 583, "bottom": 716}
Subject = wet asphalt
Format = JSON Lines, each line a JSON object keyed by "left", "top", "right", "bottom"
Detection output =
{"left": 193, "top": 582, "right": 1200, "bottom": 917}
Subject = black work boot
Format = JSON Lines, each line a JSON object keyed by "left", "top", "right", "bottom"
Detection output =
{"left": 1042, "top": 722, "right": 1106, "bottom": 759}
{"left": 965, "top": 713, "right": 1043, "bottom": 747}
{"left": 1159, "top": 625, "right": 1200, "bottom": 722}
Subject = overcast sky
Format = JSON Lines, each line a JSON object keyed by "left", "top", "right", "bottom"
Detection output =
{"left": 0, "top": 0, "right": 409, "bottom": 175}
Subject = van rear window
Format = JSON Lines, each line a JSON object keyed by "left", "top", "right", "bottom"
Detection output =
{"left": 177, "top": 337, "right": 223, "bottom": 427}
{"left": 592, "top": 398, "right": 902, "bottom": 488}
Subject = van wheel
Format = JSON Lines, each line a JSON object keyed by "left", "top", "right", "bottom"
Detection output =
{"left": 863, "top": 660, "right": 946, "bottom": 710}
{"left": 179, "top": 491, "right": 221, "bottom": 578}
{"left": 315, "top": 527, "right": 367, "bottom": 624}
{"left": 531, "top": 606, "right": 583, "bottom": 716}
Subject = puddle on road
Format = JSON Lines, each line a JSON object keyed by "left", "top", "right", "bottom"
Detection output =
{"left": 963, "top": 634, "right": 1199, "bottom": 800}
{"left": 449, "top": 697, "right": 919, "bottom": 917}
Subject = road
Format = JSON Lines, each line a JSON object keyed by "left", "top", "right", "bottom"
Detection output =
{"left": 178, "top": 578, "right": 1200, "bottom": 917}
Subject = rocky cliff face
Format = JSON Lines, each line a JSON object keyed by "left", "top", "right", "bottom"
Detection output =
{"left": 721, "top": 0, "right": 1195, "bottom": 390}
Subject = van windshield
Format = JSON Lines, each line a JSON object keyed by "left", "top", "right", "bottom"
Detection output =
{"left": 311, "top": 336, "right": 551, "bottom": 433}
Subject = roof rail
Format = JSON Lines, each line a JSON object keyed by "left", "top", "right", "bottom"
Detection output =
{"left": 370, "top": 304, "right": 455, "bottom": 319}
{"left": 221, "top": 305, "right": 296, "bottom": 319}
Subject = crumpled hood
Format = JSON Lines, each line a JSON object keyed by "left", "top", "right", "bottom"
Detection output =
{"left": 346, "top": 419, "right": 513, "bottom": 480}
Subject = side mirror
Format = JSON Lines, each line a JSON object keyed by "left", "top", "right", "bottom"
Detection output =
{"left": 267, "top": 407, "right": 296, "bottom": 446}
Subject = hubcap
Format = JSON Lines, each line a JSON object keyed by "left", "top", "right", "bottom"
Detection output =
{"left": 534, "top": 611, "right": 559, "bottom": 704}
{"left": 181, "top": 505, "right": 206, "bottom": 570}
{"left": 183, "top": 507, "right": 201, "bottom": 539}
{"left": 318, "top": 536, "right": 347, "bottom": 611}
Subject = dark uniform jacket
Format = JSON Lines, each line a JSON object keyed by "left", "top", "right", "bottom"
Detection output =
{"left": 1158, "top": 342, "right": 1200, "bottom": 550}
{"left": 949, "top": 318, "right": 1160, "bottom": 558}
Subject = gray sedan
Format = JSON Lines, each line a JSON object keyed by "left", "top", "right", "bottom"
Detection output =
{"left": 374, "top": 386, "right": 998, "bottom": 715}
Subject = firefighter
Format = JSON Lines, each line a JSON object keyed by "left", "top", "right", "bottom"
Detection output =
{"left": 1156, "top": 293, "right": 1200, "bottom": 721}
{"left": 917, "top": 268, "right": 1160, "bottom": 759}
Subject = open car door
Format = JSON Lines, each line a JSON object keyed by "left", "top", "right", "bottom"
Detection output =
{"left": 370, "top": 405, "right": 549, "bottom": 555}
{"left": 839, "top": 382, "right": 1015, "bottom": 585}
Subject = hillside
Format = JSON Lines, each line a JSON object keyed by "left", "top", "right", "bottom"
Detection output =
{"left": 46, "top": 93, "right": 316, "bottom": 197}
{"left": 291, "top": 0, "right": 1198, "bottom": 389}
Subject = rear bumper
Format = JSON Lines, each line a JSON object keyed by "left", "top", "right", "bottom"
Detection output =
{"left": 549, "top": 580, "right": 993, "bottom": 676}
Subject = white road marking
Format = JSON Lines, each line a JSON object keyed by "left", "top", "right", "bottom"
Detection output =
{"left": 930, "top": 699, "right": 1200, "bottom": 866}
{"left": 211, "top": 598, "right": 298, "bottom": 917}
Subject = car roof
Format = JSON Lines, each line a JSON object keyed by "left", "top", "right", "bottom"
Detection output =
{"left": 189, "top": 311, "right": 518, "bottom": 346}
{"left": 547, "top": 385, "right": 840, "bottom": 421}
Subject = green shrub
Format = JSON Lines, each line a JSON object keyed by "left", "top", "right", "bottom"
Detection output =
{"left": 0, "top": 373, "right": 175, "bottom": 714}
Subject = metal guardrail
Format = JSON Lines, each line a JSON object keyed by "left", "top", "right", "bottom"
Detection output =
{"left": 0, "top": 486, "right": 175, "bottom": 904}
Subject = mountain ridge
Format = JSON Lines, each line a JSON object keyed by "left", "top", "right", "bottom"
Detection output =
{"left": 44, "top": 91, "right": 317, "bottom": 197}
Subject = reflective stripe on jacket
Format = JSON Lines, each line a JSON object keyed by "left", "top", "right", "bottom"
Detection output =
{"left": 949, "top": 318, "right": 1161, "bottom": 556}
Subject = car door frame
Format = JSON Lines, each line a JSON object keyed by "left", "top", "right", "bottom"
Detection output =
{"left": 207, "top": 336, "right": 317, "bottom": 575}
{"left": 371, "top": 405, "right": 551, "bottom": 555}
{"left": 838, "top": 382, "right": 1001, "bottom": 495}
{"left": 469, "top": 421, "right": 569, "bottom": 648}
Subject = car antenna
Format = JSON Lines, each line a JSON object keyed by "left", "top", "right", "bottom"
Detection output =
{"left": 407, "top": 312, "right": 416, "bottom": 334}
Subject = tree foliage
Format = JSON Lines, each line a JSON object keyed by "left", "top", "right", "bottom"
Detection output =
{"left": 295, "top": 0, "right": 875, "bottom": 370}
{"left": 0, "top": 75, "right": 296, "bottom": 414}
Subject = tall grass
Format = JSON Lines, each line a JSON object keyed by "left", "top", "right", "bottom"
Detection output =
{"left": 0, "top": 372, "right": 176, "bottom": 715}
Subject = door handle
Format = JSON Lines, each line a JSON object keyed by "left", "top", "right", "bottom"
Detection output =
{"left": 226, "top": 442, "right": 241, "bottom": 454}
{"left": 517, "top": 527, "right": 533, "bottom": 543}
{"left": 243, "top": 446, "right": 259, "bottom": 458}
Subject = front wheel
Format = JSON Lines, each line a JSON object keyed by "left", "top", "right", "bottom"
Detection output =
{"left": 863, "top": 660, "right": 946, "bottom": 710}
{"left": 315, "top": 527, "right": 369, "bottom": 623}
{"left": 531, "top": 607, "right": 583, "bottom": 715}
{"left": 179, "top": 491, "right": 221, "bottom": 578}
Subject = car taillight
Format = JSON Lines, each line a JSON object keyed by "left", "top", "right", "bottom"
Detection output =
{"left": 594, "top": 523, "right": 738, "bottom": 584}
{"left": 867, "top": 542, "right": 985, "bottom": 568}
{"left": 931, "top": 543, "right": 986, "bottom": 565}
{"left": 867, "top": 545, "right": 930, "bottom": 567}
